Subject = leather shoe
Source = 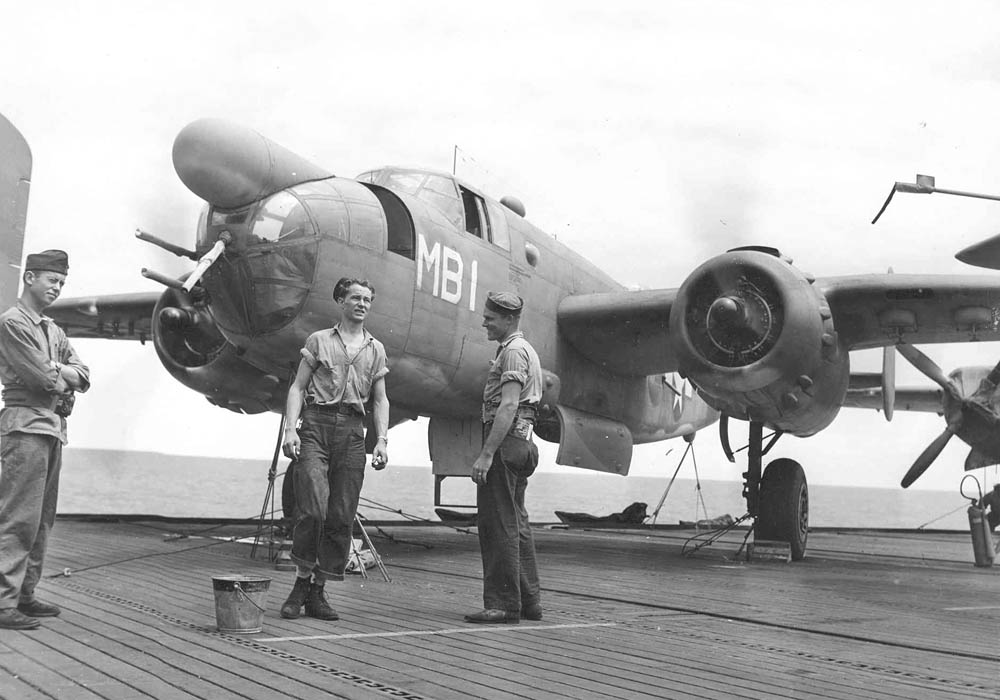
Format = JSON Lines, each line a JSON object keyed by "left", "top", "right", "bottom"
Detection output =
{"left": 522, "top": 604, "right": 543, "bottom": 621}
{"left": 18, "top": 599, "right": 60, "bottom": 617}
{"left": 0, "top": 608, "right": 41, "bottom": 629}
{"left": 464, "top": 609, "right": 519, "bottom": 624}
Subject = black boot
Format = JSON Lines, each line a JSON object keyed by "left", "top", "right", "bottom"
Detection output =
{"left": 304, "top": 582, "right": 339, "bottom": 620}
{"left": 280, "top": 576, "right": 311, "bottom": 619}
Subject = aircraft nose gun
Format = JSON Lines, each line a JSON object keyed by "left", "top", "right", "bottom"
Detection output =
{"left": 961, "top": 474, "right": 996, "bottom": 567}
{"left": 182, "top": 231, "right": 231, "bottom": 293}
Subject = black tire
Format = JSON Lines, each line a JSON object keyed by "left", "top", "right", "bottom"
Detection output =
{"left": 756, "top": 458, "right": 808, "bottom": 561}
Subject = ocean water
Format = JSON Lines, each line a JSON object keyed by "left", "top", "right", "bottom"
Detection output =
{"left": 58, "top": 448, "right": 975, "bottom": 531}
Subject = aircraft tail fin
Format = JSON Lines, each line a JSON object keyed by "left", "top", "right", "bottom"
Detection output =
{"left": 0, "top": 113, "right": 31, "bottom": 310}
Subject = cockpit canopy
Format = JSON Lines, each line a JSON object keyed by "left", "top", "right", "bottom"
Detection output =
{"left": 356, "top": 167, "right": 510, "bottom": 250}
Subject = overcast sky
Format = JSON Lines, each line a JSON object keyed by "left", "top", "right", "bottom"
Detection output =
{"left": 3, "top": 1, "right": 1000, "bottom": 492}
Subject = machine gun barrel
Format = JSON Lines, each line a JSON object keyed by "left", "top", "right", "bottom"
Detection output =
{"left": 141, "top": 267, "right": 185, "bottom": 290}
{"left": 135, "top": 229, "right": 198, "bottom": 260}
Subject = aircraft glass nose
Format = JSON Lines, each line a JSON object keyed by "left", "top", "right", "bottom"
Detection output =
{"left": 201, "top": 190, "right": 318, "bottom": 337}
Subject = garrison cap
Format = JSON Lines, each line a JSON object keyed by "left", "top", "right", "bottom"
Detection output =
{"left": 25, "top": 249, "right": 69, "bottom": 275}
{"left": 485, "top": 291, "right": 523, "bottom": 315}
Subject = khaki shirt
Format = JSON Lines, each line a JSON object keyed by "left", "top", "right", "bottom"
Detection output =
{"left": 0, "top": 301, "right": 90, "bottom": 443}
{"left": 301, "top": 325, "right": 388, "bottom": 415}
{"left": 482, "top": 331, "right": 542, "bottom": 423}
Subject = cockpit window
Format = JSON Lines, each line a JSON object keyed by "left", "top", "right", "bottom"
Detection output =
{"left": 250, "top": 191, "right": 315, "bottom": 243}
{"left": 376, "top": 169, "right": 463, "bottom": 229}
{"left": 486, "top": 199, "right": 510, "bottom": 250}
{"left": 357, "top": 168, "right": 509, "bottom": 251}
{"left": 201, "top": 206, "right": 251, "bottom": 247}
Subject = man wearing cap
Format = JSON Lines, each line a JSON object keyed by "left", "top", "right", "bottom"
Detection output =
{"left": 279, "top": 277, "right": 389, "bottom": 622}
{"left": 465, "top": 291, "right": 544, "bottom": 624}
{"left": 0, "top": 250, "right": 90, "bottom": 630}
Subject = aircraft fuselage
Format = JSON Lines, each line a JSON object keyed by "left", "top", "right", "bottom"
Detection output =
{"left": 173, "top": 163, "right": 714, "bottom": 449}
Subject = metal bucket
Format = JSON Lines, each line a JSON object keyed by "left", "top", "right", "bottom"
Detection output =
{"left": 212, "top": 575, "right": 271, "bottom": 633}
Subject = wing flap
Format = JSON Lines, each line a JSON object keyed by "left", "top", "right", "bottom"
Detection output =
{"left": 557, "top": 288, "right": 678, "bottom": 376}
{"left": 821, "top": 274, "right": 1000, "bottom": 350}
{"left": 47, "top": 292, "right": 160, "bottom": 341}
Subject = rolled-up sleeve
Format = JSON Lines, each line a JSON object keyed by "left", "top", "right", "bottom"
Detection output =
{"left": 300, "top": 333, "right": 322, "bottom": 370}
{"left": 498, "top": 348, "right": 528, "bottom": 387}
{"left": 371, "top": 341, "right": 389, "bottom": 382}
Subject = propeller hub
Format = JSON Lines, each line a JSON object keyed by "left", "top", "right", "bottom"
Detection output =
{"left": 159, "top": 306, "right": 194, "bottom": 331}
{"left": 708, "top": 297, "right": 746, "bottom": 327}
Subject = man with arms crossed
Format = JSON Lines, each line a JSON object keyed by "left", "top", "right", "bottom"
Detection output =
{"left": 0, "top": 250, "right": 89, "bottom": 630}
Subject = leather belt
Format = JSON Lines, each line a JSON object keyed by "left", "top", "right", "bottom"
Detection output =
{"left": 484, "top": 416, "right": 534, "bottom": 440}
{"left": 4, "top": 399, "right": 59, "bottom": 411}
{"left": 3, "top": 388, "right": 59, "bottom": 411}
{"left": 305, "top": 403, "right": 362, "bottom": 416}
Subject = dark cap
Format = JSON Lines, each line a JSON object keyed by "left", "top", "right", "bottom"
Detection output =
{"left": 25, "top": 249, "right": 69, "bottom": 275}
{"left": 485, "top": 291, "right": 523, "bottom": 315}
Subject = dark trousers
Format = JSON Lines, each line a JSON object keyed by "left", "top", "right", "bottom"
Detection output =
{"left": 289, "top": 411, "right": 365, "bottom": 580}
{"left": 476, "top": 434, "right": 541, "bottom": 613}
{"left": 0, "top": 432, "right": 61, "bottom": 608}
{"left": 281, "top": 460, "right": 297, "bottom": 522}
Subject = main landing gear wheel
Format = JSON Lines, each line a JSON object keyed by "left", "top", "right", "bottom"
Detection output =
{"left": 756, "top": 458, "right": 808, "bottom": 561}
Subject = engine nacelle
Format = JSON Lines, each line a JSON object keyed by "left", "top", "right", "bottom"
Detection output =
{"left": 152, "top": 288, "right": 284, "bottom": 414}
{"left": 670, "top": 247, "right": 848, "bottom": 436}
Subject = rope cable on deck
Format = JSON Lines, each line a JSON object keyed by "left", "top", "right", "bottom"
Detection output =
{"left": 916, "top": 500, "right": 969, "bottom": 530}
{"left": 681, "top": 513, "right": 753, "bottom": 558}
{"left": 44, "top": 525, "right": 268, "bottom": 578}
{"left": 357, "top": 495, "right": 477, "bottom": 543}
{"left": 49, "top": 490, "right": 468, "bottom": 579}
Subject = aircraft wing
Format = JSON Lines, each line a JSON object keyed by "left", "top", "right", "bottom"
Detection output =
{"left": 557, "top": 288, "right": 677, "bottom": 376}
{"left": 820, "top": 273, "right": 1000, "bottom": 349}
{"left": 843, "top": 377, "right": 943, "bottom": 414}
{"left": 46, "top": 292, "right": 160, "bottom": 341}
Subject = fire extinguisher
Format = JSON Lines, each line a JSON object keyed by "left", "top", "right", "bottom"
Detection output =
{"left": 961, "top": 475, "right": 995, "bottom": 568}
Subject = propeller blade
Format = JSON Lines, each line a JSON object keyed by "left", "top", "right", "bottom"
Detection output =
{"left": 895, "top": 343, "right": 954, "bottom": 394}
{"left": 956, "top": 232, "right": 1000, "bottom": 270}
{"left": 881, "top": 345, "right": 895, "bottom": 422}
{"left": 901, "top": 428, "right": 954, "bottom": 488}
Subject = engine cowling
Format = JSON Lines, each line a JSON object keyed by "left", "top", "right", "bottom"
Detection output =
{"left": 152, "top": 288, "right": 284, "bottom": 414}
{"left": 670, "top": 247, "right": 848, "bottom": 436}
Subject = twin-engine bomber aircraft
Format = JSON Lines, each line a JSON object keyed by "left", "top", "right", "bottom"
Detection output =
{"left": 18, "top": 118, "right": 1000, "bottom": 560}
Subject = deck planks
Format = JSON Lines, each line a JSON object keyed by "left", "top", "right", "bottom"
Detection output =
{"left": 0, "top": 518, "right": 993, "bottom": 700}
